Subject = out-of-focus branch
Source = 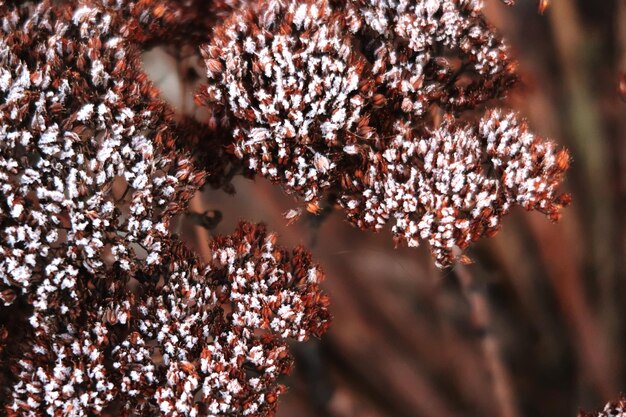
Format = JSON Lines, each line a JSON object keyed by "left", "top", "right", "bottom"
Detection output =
{"left": 548, "top": 1, "right": 619, "bottom": 379}
{"left": 526, "top": 212, "right": 617, "bottom": 398}
{"left": 454, "top": 264, "right": 519, "bottom": 417}
{"left": 618, "top": 1, "right": 626, "bottom": 73}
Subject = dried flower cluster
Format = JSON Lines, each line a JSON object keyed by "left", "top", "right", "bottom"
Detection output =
{"left": 342, "top": 110, "right": 570, "bottom": 265}
{"left": 198, "top": 0, "right": 570, "bottom": 267}
{"left": 1, "top": 0, "right": 574, "bottom": 415}
{"left": 0, "top": 1, "right": 329, "bottom": 415}
{"left": 579, "top": 397, "right": 626, "bottom": 417}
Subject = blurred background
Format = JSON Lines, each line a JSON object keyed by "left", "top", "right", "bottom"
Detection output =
{"left": 144, "top": 0, "right": 626, "bottom": 416}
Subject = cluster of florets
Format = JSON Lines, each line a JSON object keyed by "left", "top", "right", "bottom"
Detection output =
{"left": 0, "top": 0, "right": 572, "bottom": 413}
{"left": 0, "top": 1, "right": 329, "bottom": 415}
{"left": 579, "top": 397, "right": 626, "bottom": 417}
{"left": 340, "top": 110, "right": 570, "bottom": 265}
{"left": 0, "top": 0, "right": 197, "bottom": 327}
{"left": 109, "top": 222, "right": 329, "bottom": 417}
{"left": 199, "top": 0, "right": 570, "bottom": 267}
{"left": 344, "top": 0, "right": 517, "bottom": 114}
{"left": 200, "top": 1, "right": 369, "bottom": 202}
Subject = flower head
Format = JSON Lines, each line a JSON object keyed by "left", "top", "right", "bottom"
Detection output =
{"left": 199, "top": 0, "right": 570, "bottom": 267}
{"left": 0, "top": 2, "right": 330, "bottom": 415}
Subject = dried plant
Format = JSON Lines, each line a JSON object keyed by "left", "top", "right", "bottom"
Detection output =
{"left": 198, "top": 0, "right": 570, "bottom": 267}
{"left": 0, "top": 1, "right": 328, "bottom": 415}
{"left": 579, "top": 397, "right": 626, "bottom": 417}
{"left": 1, "top": 0, "right": 578, "bottom": 416}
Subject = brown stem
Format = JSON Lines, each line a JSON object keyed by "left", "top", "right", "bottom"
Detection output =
{"left": 188, "top": 191, "right": 212, "bottom": 263}
{"left": 454, "top": 264, "right": 519, "bottom": 417}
